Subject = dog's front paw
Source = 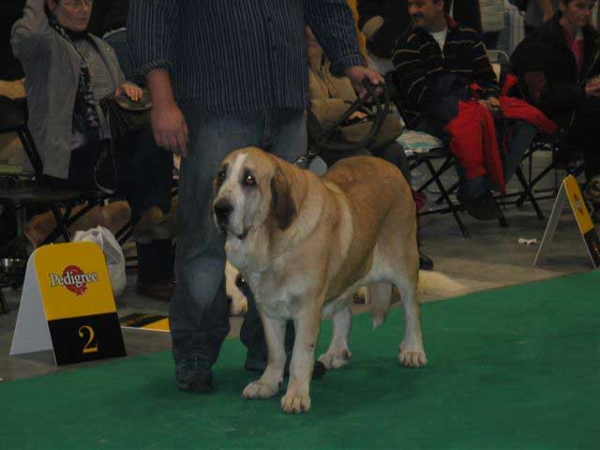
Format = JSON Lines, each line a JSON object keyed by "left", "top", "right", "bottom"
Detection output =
{"left": 318, "top": 349, "right": 352, "bottom": 369}
{"left": 399, "top": 344, "right": 427, "bottom": 367}
{"left": 242, "top": 380, "right": 280, "bottom": 399}
{"left": 281, "top": 390, "right": 311, "bottom": 414}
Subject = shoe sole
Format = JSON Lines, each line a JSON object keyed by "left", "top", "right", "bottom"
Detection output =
{"left": 177, "top": 380, "right": 213, "bottom": 394}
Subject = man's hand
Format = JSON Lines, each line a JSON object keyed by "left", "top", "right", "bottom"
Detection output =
{"left": 146, "top": 69, "right": 189, "bottom": 156}
{"left": 585, "top": 77, "right": 600, "bottom": 97}
{"left": 345, "top": 66, "right": 385, "bottom": 98}
{"left": 115, "top": 82, "right": 143, "bottom": 101}
{"left": 478, "top": 97, "right": 502, "bottom": 117}
{"left": 151, "top": 102, "right": 189, "bottom": 156}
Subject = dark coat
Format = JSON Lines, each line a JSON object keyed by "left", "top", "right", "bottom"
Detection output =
{"left": 511, "top": 14, "right": 600, "bottom": 129}
{"left": 0, "top": 0, "right": 26, "bottom": 79}
{"left": 87, "top": 0, "right": 129, "bottom": 37}
{"left": 357, "top": 0, "right": 481, "bottom": 59}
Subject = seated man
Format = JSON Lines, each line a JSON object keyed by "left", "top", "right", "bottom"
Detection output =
{"left": 511, "top": 0, "right": 600, "bottom": 219}
{"left": 391, "top": 0, "right": 553, "bottom": 220}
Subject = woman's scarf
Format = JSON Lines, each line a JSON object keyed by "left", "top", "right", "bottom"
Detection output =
{"left": 50, "top": 17, "right": 101, "bottom": 142}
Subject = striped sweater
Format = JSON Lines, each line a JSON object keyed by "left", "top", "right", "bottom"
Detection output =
{"left": 127, "top": 0, "right": 363, "bottom": 114}
{"left": 391, "top": 17, "right": 499, "bottom": 125}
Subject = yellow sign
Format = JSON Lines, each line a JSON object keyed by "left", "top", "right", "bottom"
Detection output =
{"left": 10, "top": 242, "right": 126, "bottom": 365}
{"left": 564, "top": 175, "right": 595, "bottom": 234}
{"left": 536, "top": 175, "right": 600, "bottom": 268}
{"left": 36, "top": 242, "right": 117, "bottom": 320}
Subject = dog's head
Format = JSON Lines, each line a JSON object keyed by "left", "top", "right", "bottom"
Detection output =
{"left": 212, "top": 147, "right": 297, "bottom": 241}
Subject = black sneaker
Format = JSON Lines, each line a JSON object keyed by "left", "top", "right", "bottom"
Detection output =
{"left": 176, "top": 358, "right": 213, "bottom": 393}
{"left": 245, "top": 358, "right": 326, "bottom": 379}
{"left": 458, "top": 190, "right": 498, "bottom": 221}
{"left": 419, "top": 250, "right": 434, "bottom": 271}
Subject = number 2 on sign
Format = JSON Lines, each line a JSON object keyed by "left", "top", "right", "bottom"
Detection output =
{"left": 78, "top": 325, "right": 98, "bottom": 354}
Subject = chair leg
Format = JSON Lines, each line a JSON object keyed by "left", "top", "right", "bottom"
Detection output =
{"left": 0, "top": 289, "right": 9, "bottom": 314}
{"left": 48, "top": 204, "right": 72, "bottom": 243}
{"left": 435, "top": 180, "right": 459, "bottom": 205}
{"left": 425, "top": 159, "right": 470, "bottom": 238}
{"left": 515, "top": 163, "right": 556, "bottom": 207}
{"left": 515, "top": 166, "right": 545, "bottom": 220}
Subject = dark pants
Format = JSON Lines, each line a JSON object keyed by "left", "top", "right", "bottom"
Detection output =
{"left": 567, "top": 97, "right": 600, "bottom": 179}
{"left": 43, "top": 130, "right": 174, "bottom": 280}
{"left": 44, "top": 130, "right": 172, "bottom": 221}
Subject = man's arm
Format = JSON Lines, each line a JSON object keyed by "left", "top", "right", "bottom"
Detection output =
{"left": 515, "top": 42, "right": 587, "bottom": 108}
{"left": 306, "top": 0, "right": 383, "bottom": 95}
{"left": 391, "top": 32, "right": 440, "bottom": 111}
{"left": 128, "top": 0, "right": 188, "bottom": 155}
{"left": 471, "top": 32, "right": 500, "bottom": 99}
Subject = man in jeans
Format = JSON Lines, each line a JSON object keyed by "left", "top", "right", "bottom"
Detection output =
{"left": 128, "top": 0, "right": 384, "bottom": 393}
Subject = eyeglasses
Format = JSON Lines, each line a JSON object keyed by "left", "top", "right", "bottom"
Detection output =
{"left": 61, "top": 0, "right": 94, "bottom": 9}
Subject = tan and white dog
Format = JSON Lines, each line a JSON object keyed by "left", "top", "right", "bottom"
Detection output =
{"left": 212, "top": 147, "right": 460, "bottom": 413}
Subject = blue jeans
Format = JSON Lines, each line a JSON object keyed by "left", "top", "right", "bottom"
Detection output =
{"left": 170, "top": 107, "right": 307, "bottom": 366}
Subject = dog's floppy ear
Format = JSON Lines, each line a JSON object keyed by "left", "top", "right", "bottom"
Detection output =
{"left": 270, "top": 165, "right": 296, "bottom": 231}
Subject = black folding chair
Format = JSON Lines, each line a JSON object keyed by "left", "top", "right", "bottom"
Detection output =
{"left": 0, "top": 95, "right": 131, "bottom": 247}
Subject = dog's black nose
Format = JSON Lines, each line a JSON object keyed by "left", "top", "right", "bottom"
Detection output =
{"left": 213, "top": 200, "right": 233, "bottom": 224}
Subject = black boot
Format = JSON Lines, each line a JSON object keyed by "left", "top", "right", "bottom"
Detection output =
{"left": 136, "top": 239, "right": 175, "bottom": 300}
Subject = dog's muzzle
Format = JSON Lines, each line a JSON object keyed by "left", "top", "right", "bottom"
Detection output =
{"left": 213, "top": 199, "right": 249, "bottom": 239}
{"left": 213, "top": 199, "right": 233, "bottom": 231}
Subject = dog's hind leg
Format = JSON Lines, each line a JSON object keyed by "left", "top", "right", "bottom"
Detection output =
{"left": 318, "top": 306, "right": 352, "bottom": 370}
{"left": 242, "top": 314, "right": 286, "bottom": 399}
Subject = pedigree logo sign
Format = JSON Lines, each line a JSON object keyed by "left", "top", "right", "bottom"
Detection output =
{"left": 36, "top": 242, "right": 116, "bottom": 321}
{"left": 11, "top": 241, "right": 126, "bottom": 366}
{"left": 49, "top": 265, "right": 99, "bottom": 296}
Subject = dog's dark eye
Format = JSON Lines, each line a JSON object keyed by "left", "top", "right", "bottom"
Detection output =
{"left": 217, "top": 168, "right": 227, "bottom": 183}
{"left": 243, "top": 171, "right": 257, "bottom": 187}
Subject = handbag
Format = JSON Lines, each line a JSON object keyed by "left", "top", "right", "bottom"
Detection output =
{"left": 310, "top": 98, "right": 403, "bottom": 150}
{"left": 101, "top": 90, "right": 152, "bottom": 140}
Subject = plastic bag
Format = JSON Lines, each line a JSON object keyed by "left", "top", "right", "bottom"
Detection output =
{"left": 73, "top": 226, "right": 126, "bottom": 297}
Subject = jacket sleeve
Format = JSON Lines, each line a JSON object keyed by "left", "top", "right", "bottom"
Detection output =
{"left": 356, "top": 0, "right": 383, "bottom": 30}
{"left": 391, "top": 32, "right": 439, "bottom": 111}
{"left": 127, "top": 0, "right": 180, "bottom": 76}
{"left": 471, "top": 33, "right": 500, "bottom": 98}
{"left": 11, "top": 0, "right": 52, "bottom": 61}
{"left": 516, "top": 42, "right": 586, "bottom": 109}
{"left": 305, "top": 0, "right": 364, "bottom": 77}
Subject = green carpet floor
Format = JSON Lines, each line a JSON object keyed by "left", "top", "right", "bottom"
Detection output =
{"left": 2, "top": 271, "right": 600, "bottom": 450}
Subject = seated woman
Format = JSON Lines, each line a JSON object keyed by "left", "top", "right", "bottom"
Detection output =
{"left": 11, "top": 0, "right": 175, "bottom": 299}
{"left": 511, "top": 0, "right": 600, "bottom": 220}
{"left": 306, "top": 26, "right": 410, "bottom": 182}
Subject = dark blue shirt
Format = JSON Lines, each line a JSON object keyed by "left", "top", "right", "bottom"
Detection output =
{"left": 128, "top": 0, "right": 364, "bottom": 114}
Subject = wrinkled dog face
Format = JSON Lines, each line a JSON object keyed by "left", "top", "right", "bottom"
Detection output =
{"left": 212, "top": 151, "right": 274, "bottom": 240}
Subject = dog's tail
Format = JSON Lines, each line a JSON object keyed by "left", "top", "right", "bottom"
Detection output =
{"left": 368, "top": 271, "right": 465, "bottom": 329}
{"left": 417, "top": 270, "right": 466, "bottom": 299}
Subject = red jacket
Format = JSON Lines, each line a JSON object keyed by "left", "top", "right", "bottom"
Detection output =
{"left": 444, "top": 95, "right": 556, "bottom": 193}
